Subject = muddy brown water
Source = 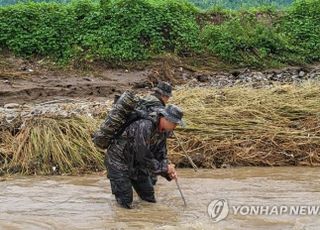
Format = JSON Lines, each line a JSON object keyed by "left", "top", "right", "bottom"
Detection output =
{"left": 0, "top": 167, "right": 319, "bottom": 230}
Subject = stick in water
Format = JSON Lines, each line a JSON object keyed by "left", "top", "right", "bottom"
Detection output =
{"left": 175, "top": 178, "right": 187, "bottom": 207}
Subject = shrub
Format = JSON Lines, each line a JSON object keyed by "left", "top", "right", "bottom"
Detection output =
{"left": 201, "top": 13, "right": 294, "bottom": 66}
{"left": 0, "top": 0, "right": 319, "bottom": 67}
{"left": 280, "top": 0, "right": 320, "bottom": 62}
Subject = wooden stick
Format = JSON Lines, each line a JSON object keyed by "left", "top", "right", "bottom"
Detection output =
{"left": 175, "top": 178, "right": 187, "bottom": 207}
{"left": 173, "top": 132, "right": 198, "bottom": 172}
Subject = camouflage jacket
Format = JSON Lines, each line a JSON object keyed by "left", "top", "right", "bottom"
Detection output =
{"left": 136, "top": 94, "right": 165, "bottom": 113}
{"left": 106, "top": 113, "right": 170, "bottom": 180}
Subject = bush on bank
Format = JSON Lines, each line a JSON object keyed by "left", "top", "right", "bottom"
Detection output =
{"left": 0, "top": 0, "right": 319, "bottom": 67}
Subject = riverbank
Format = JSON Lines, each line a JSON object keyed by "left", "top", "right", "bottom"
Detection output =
{"left": 1, "top": 53, "right": 320, "bottom": 105}
{"left": 1, "top": 66, "right": 319, "bottom": 175}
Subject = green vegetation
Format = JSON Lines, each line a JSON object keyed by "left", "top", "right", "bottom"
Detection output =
{"left": 0, "top": 0, "right": 294, "bottom": 8}
{"left": 189, "top": 0, "right": 293, "bottom": 9}
{"left": 281, "top": 0, "right": 320, "bottom": 62}
{"left": 0, "top": 0, "right": 70, "bottom": 6}
{"left": 0, "top": 0, "right": 319, "bottom": 67}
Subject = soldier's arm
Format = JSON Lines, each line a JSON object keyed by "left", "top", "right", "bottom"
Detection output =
{"left": 155, "top": 138, "right": 173, "bottom": 181}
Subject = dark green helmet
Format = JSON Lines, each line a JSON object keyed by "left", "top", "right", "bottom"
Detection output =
{"left": 154, "top": 81, "right": 172, "bottom": 97}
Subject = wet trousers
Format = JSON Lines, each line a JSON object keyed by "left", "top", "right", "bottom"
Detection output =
{"left": 105, "top": 158, "right": 156, "bottom": 209}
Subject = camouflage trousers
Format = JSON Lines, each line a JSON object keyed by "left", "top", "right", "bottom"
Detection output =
{"left": 105, "top": 155, "right": 156, "bottom": 209}
{"left": 150, "top": 174, "right": 158, "bottom": 186}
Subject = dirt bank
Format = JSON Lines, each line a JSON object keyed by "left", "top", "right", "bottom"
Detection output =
{"left": 1, "top": 55, "right": 320, "bottom": 107}
{"left": 0, "top": 56, "right": 150, "bottom": 106}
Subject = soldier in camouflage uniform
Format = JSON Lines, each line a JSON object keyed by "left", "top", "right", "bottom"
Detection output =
{"left": 105, "top": 105, "right": 184, "bottom": 209}
{"left": 137, "top": 81, "right": 172, "bottom": 113}
{"left": 136, "top": 81, "right": 173, "bottom": 185}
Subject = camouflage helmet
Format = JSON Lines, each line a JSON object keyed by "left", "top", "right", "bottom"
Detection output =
{"left": 154, "top": 81, "right": 172, "bottom": 97}
{"left": 159, "top": 104, "right": 185, "bottom": 127}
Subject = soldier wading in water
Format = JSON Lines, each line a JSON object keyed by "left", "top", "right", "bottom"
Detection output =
{"left": 105, "top": 105, "right": 184, "bottom": 209}
{"left": 136, "top": 81, "right": 173, "bottom": 185}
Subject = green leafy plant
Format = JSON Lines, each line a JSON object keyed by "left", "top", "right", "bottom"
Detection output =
{"left": 0, "top": 0, "right": 319, "bottom": 67}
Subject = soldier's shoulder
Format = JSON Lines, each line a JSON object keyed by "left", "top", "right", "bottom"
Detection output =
{"left": 136, "top": 117, "right": 155, "bottom": 127}
{"left": 143, "top": 95, "right": 163, "bottom": 105}
{"left": 132, "top": 115, "right": 159, "bottom": 132}
{"left": 143, "top": 94, "right": 160, "bottom": 102}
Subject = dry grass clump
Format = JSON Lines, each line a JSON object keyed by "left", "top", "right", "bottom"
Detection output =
{"left": 0, "top": 116, "right": 104, "bottom": 175}
{"left": 169, "top": 83, "right": 320, "bottom": 168}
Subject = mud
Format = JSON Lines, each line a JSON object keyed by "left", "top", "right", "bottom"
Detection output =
{"left": 1, "top": 56, "right": 320, "bottom": 107}
{"left": 0, "top": 68, "right": 150, "bottom": 106}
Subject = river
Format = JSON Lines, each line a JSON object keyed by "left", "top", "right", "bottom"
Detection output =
{"left": 0, "top": 167, "right": 319, "bottom": 229}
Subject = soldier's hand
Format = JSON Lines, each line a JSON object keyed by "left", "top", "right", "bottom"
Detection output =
{"left": 167, "top": 164, "right": 177, "bottom": 180}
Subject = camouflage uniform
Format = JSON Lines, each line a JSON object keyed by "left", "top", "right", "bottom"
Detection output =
{"left": 137, "top": 94, "right": 165, "bottom": 113}
{"left": 136, "top": 93, "right": 168, "bottom": 185}
{"left": 105, "top": 112, "right": 171, "bottom": 208}
{"left": 136, "top": 81, "right": 172, "bottom": 114}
